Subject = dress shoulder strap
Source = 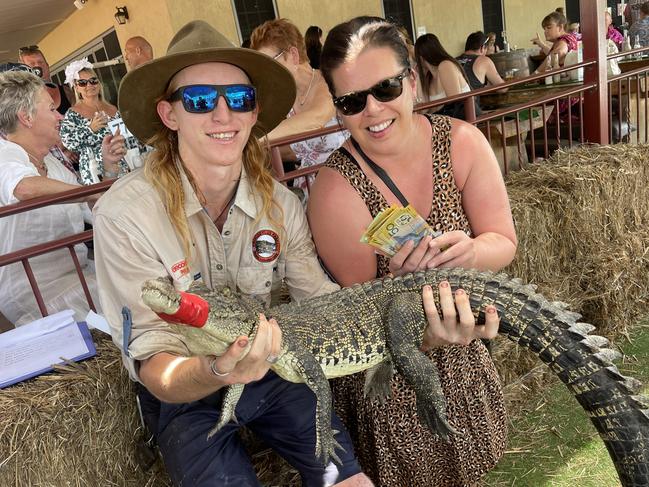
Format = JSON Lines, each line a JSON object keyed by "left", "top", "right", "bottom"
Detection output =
{"left": 324, "top": 148, "right": 389, "bottom": 218}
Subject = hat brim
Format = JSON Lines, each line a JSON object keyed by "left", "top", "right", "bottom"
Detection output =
{"left": 118, "top": 48, "right": 296, "bottom": 143}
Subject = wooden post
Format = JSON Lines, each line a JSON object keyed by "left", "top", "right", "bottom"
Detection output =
{"left": 581, "top": 0, "right": 609, "bottom": 144}
{"left": 270, "top": 146, "right": 285, "bottom": 179}
{"left": 464, "top": 96, "right": 476, "bottom": 122}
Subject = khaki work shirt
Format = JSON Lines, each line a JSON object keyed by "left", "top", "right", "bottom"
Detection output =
{"left": 93, "top": 165, "right": 339, "bottom": 380}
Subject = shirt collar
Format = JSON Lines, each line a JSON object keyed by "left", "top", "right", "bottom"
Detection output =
{"left": 178, "top": 161, "right": 203, "bottom": 217}
{"left": 178, "top": 159, "right": 259, "bottom": 220}
{"left": 233, "top": 164, "right": 259, "bottom": 220}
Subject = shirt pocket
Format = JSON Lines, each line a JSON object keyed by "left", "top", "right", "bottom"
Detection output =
{"left": 237, "top": 262, "right": 285, "bottom": 297}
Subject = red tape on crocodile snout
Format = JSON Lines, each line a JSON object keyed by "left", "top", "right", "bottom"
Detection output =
{"left": 158, "top": 291, "right": 209, "bottom": 328}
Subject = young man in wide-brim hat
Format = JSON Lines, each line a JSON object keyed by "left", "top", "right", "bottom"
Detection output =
{"left": 93, "top": 20, "right": 372, "bottom": 486}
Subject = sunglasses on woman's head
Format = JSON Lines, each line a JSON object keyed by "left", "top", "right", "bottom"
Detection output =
{"left": 76, "top": 77, "right": 99, "bottom": 87}
{"left": 332, "top": 69, "right": 410, "bottom": 116}
{"left": 168, "top": 84, "right": 257, "bottom": 114}
{"left": 18, "top": 45, "right": 40, "bottom": 54}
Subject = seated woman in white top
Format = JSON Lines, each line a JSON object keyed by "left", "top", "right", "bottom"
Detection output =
{"left": 0, "top": 66, "right": 125, "bottom": 326}
{"left": 415, "top": 33, "right": 480, "bottom": 120}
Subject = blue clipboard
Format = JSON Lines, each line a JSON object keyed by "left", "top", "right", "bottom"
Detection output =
{"left": 0, "top": 321, "right": 97, "bottom": 389}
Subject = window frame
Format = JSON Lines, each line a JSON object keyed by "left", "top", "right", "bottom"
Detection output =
{"left": 231, "top": 0, "right": 279, "bottom": 45}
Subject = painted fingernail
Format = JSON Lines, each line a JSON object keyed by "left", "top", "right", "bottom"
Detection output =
{"left": 238, "top": 338, "right": 249, "bottom": 347}
{"left": 456, "top": 289, "right": 464, "bottom": 295}
{"left": 440, "top": 281, "right": 449, "bottom": 288}
{"left": 487, "top": 306, "right": 496, "bottom": 314}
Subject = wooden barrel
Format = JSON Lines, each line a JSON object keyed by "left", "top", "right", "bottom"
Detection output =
{"left": 488, "top": 50, "right": 532, "bottom": 79}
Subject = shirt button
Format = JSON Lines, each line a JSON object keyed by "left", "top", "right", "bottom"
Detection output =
{"left": 265, "top": 281, "right": 271, "bottom": 287}
{"left": 216, "top": 264, "right": 223, "bottom": 270}
{"left": 224, "top": 230, "right": 230, "bottom": 236}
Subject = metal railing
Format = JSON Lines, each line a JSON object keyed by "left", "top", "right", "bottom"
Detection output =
{"left": 0, "top": 1, "right": 624, "bottom": 323}
{"left": 0, "top": 64, "right": 597, "bottom": 322}
{"left": 606, "top": 46, "right": 649, "bottom": 144}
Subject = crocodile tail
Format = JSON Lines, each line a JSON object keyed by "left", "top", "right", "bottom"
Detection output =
{"left": 437, "top": 268, "right": 649, "bottom": 487}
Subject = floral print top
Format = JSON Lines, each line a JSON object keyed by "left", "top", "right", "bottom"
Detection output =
{"left": 288, "top": 109, "right": 349, "bottom": 190}
{"left": 59, "top": 109, "right": 128, "bottom": 185}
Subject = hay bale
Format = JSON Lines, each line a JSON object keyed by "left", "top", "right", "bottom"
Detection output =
{"left": 0, "top": 331, "right": 300, "bottom": 486}
{"left": 494, "top": 143, "right": 649, "bottom": 395}
{"left": 0, "top": 331, "right": 170, "bottom": 487}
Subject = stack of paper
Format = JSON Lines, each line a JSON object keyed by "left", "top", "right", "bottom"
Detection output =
{"left": 0, "top": 310, "right": 96, "bottom": 389}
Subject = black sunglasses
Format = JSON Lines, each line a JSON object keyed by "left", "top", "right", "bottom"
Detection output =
{"left": 333, "top": 69, "right": 411, "bottom": 116}
{"left": 168, "top": 84, "right": 256, "bottom": 114}
{"left": 75, "top": 77, "right": 100, "bottom": 87}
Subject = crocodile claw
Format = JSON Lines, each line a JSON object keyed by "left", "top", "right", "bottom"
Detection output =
{"left": 315, "top": 428, "right": 345, "bottom": 466}
{"left": 364, "top": 361, "right": 394, "bottom": 403}
{"left": 416, "top": 393, "right": 460, "bottom": 440}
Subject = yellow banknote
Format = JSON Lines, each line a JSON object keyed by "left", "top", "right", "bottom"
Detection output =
{"left": 361, "top": 205, "right": 441, "bottom": 257}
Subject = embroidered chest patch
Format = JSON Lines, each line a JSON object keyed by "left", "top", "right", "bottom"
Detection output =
{"left": 252, "top": 229, "right": 280, "bottom": 263}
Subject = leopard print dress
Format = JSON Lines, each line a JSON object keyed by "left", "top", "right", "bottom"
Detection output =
{"left": 326, "top": 115, "right": 507, "bottom": 487}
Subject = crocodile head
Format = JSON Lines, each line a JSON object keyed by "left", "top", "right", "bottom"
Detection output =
{"left": 141, "top": 277, "right": 256, "bottom": 345}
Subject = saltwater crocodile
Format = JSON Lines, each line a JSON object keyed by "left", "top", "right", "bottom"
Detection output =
{"left": 141, "top": 268, "right": 649, "bottom": 486}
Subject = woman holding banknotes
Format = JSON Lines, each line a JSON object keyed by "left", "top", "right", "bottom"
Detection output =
{"left": 307, "top": 16, "right": 518, "bottom": 487}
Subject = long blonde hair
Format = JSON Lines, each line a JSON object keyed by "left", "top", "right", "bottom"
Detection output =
{"left": 144, "top": 118, "right": 283, "bottom": 260}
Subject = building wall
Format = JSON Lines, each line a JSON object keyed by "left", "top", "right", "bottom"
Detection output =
{"left": 38, "top": 3, "right": 115, "bottom": 66}
{"left": 412, "top": 0, "right": 484, "bottom": 56}
{"left": 36, "top": 1, "right": 568, "bottom": 74}
{"left": 276, "top": 0, "right": 383, "bottom": 38}
{"left": 164, "top": 0, "right": 239, "bottom": 45}
{"left": 504, "top": 0, "right": 567, "bottom": 51}
{"left": 39, "top": 0, "right": 174, "bottom": 67}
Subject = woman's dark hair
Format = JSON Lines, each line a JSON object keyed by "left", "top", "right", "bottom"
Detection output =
{"left": 320, "top": 16, "right": 411, "bottom": 96}
{"left": 465, "top": 31, "right": 488, "bottom": 52}
{"left": 414, "top": 33, "right": 469, "bottom": 99}
{"left": 305, "top": 25, "right": 323, "bottom": 69}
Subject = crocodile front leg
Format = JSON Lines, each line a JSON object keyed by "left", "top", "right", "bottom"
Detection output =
{"left": 288, "top": 345, "right": 344, "bottom": 466}
{"left": 384, "top": 292, "right": 459, "bottom": 439}
{"left": 208, "top": 383, "right": 244, "bottom": 438}
{"left": 206, "top": 322, "right": 260, "bottom": 439}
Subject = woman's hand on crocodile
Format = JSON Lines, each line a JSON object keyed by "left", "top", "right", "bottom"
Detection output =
{"left": 420, "top": 281, "right": 499, "bottom": 350}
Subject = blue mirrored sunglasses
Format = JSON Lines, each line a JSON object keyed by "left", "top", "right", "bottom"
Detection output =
{"left": 168, "top": 84, "right": 256, "bottom": 113}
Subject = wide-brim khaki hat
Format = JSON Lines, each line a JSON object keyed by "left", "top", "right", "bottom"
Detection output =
{"left": 119, "top": 20, "right": 296, "bottom": 143}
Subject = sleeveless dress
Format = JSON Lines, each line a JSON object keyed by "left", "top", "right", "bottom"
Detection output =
{"left": 325, "top": 114, "right": 507, "bottom": 486}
